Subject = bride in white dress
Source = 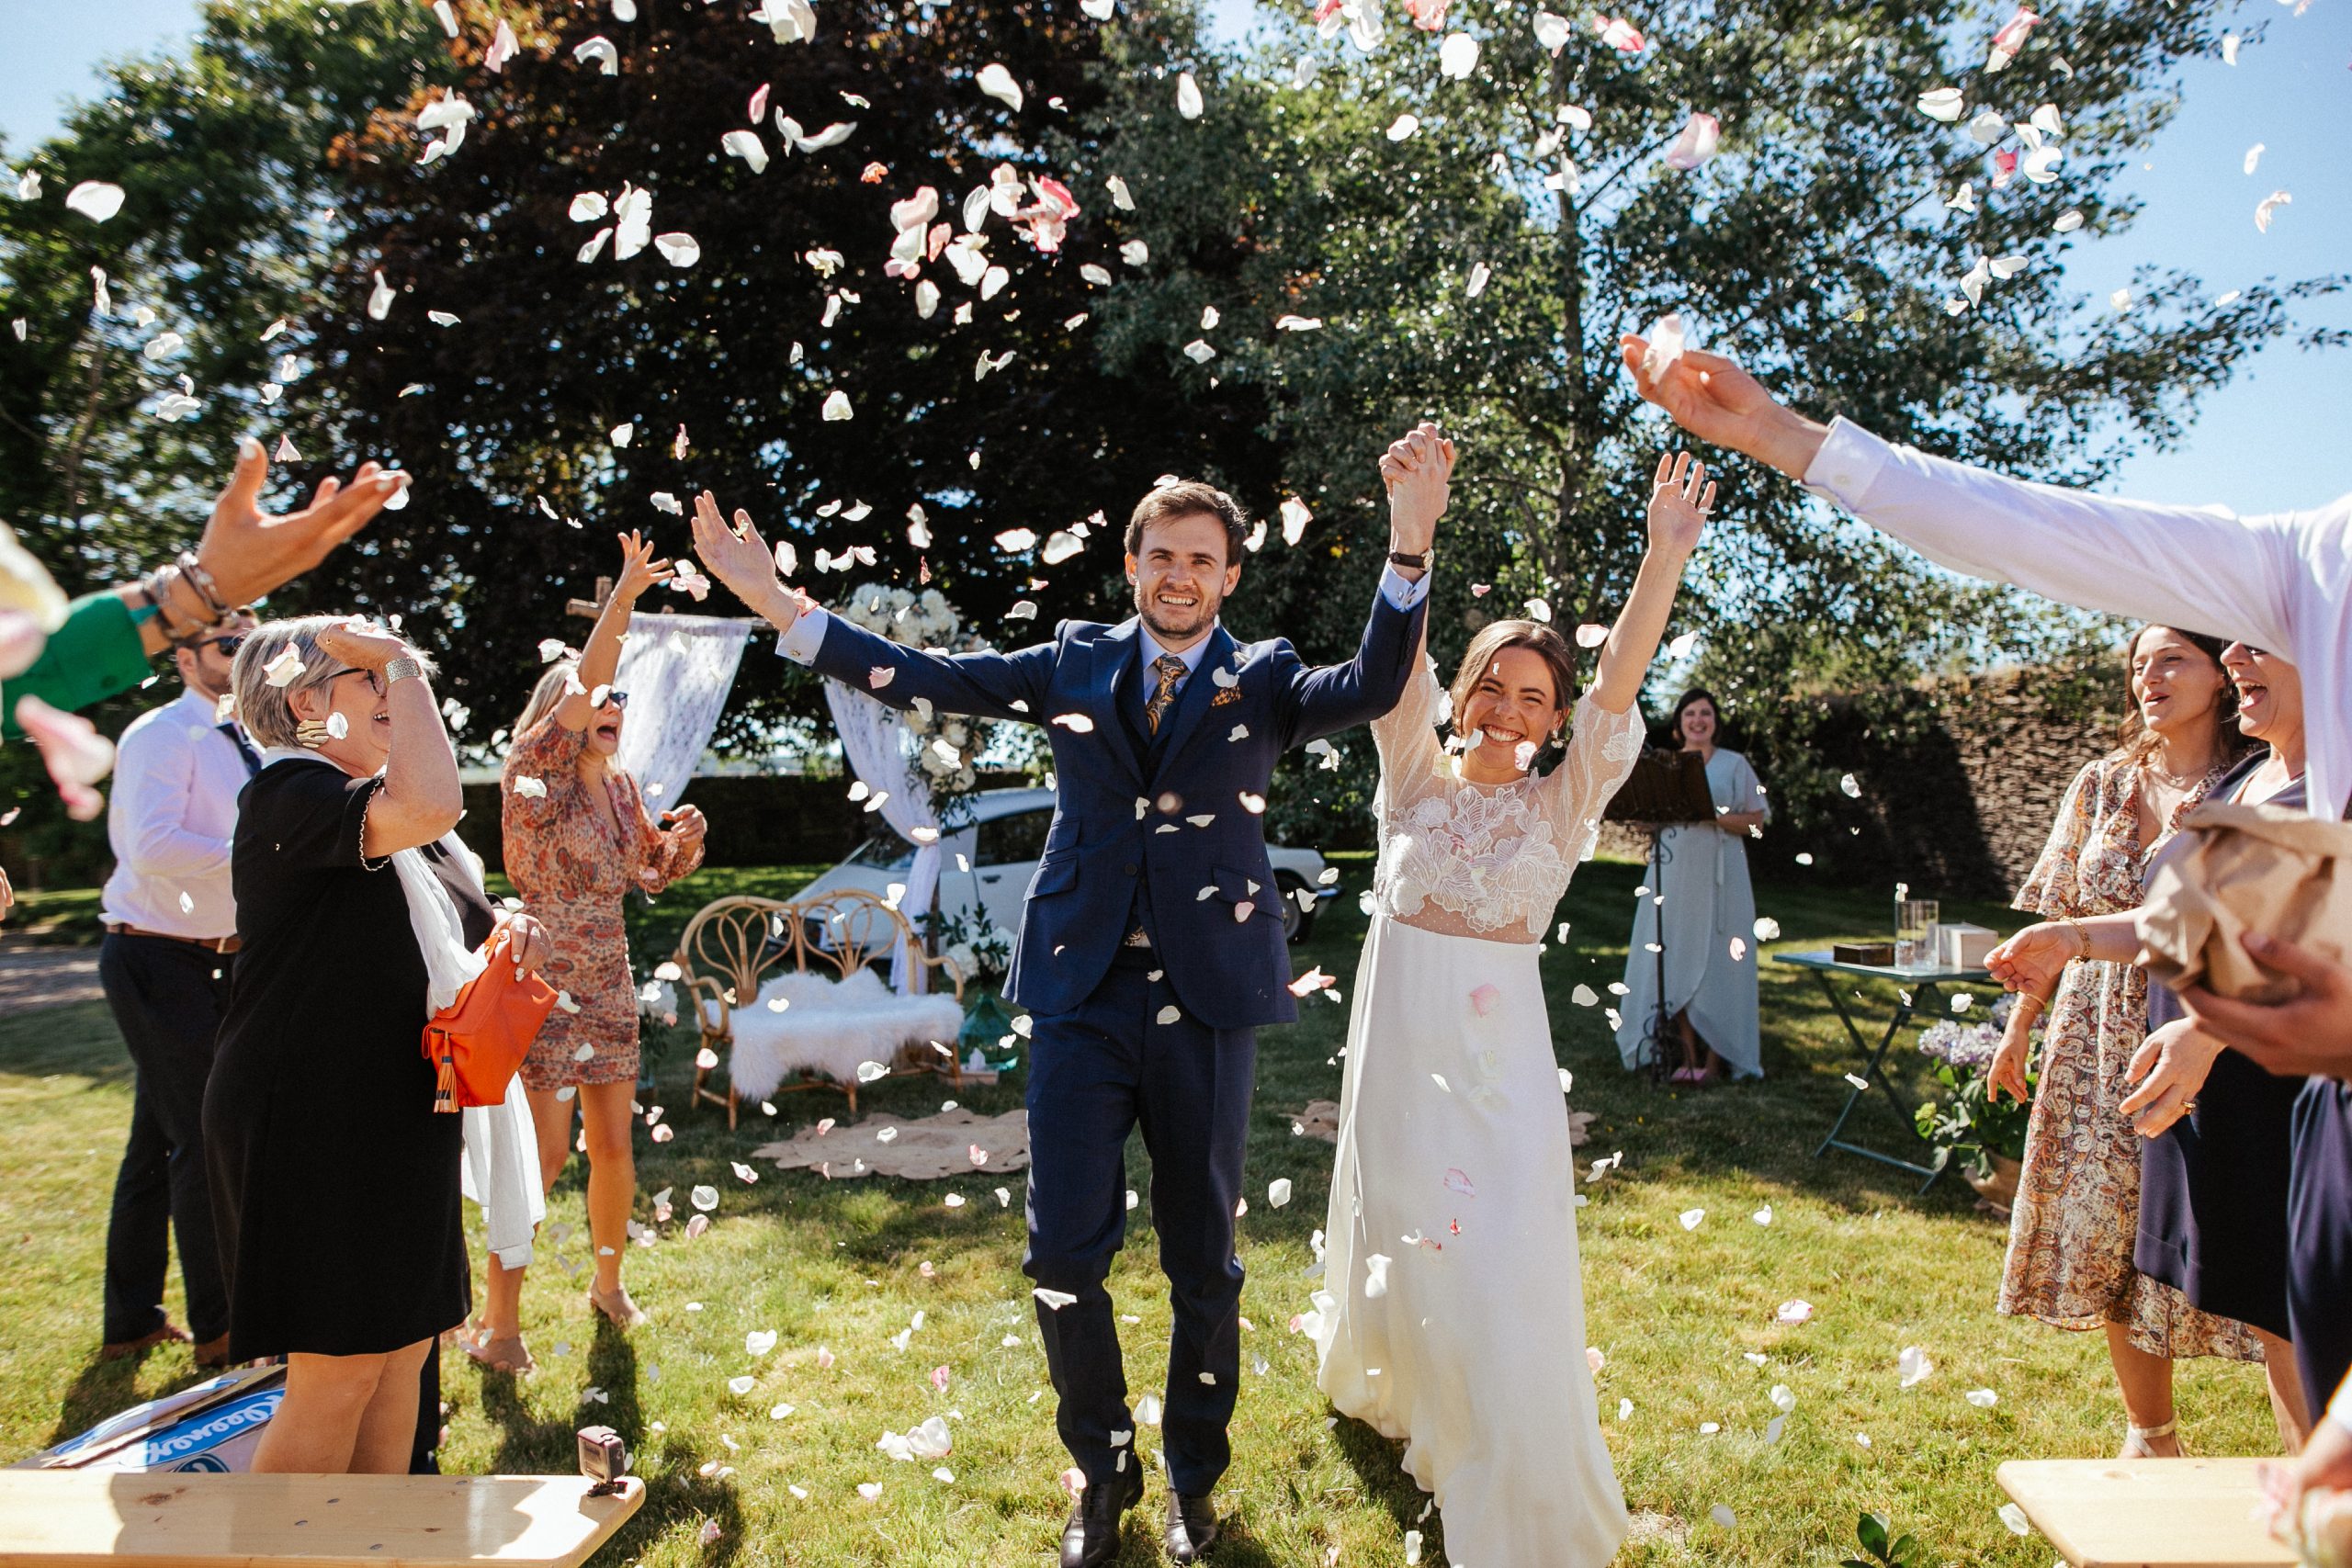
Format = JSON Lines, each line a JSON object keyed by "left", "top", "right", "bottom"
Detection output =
{"left": 1311, "top": 433, "right": 1713, "bottom": 1565}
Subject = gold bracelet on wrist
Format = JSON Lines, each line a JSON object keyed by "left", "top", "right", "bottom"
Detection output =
{"left": 2063, "top": 918, "right": 2092, "bottom": 960}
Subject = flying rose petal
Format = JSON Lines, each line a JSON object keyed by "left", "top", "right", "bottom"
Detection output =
{"left": 1897, "top": 1345, "right": 1934, "bottom": 1388}
{"left": 653, "top": 232, "right": 701, "bottom": 266}
{"left": 975, "top": 62, "right": 1023, "bottom": 111}
{"left": 1363, "top": 1253, "right": 1392, "bottom": 1297}
{"left": 691, "top": 1184, "right": 719, "bottom": 1212}
{"left": 763, "top": 0, "right": 819, "bottom": 44}
{"left": 1574, "top": 623, "right": 1609, "bottom": 649}
{"left": 1174, "top": 71, "right": 1205, "bottom": 119}
{"left": 1034, "top": 1287, "right": 1078, "bottom": 1310}
{"left": 367, "top": 271, "right": 395, "bottom": 321}
{"left": 1640, "top": 310, "right": 1687, "bottom": 378}
{"left": 2222, "top": 30, "right": 2241, "bottom": 65}
{"left": 2021, "top": 144, "right": 2064, "bottom": 184}
{"left": 2256, "top": 188, "right": 2290, "bottom": 232}
{"left": 1662, "top": 112, "right": 1720, "bottom": 171}
{"left": 1532, "top": 10, "right": 1571, "bottom": 51}
{"left": 1594, "top": 15, "right": 1644, "bottom": 50}
{"left": 1916, "top": 86, "right": 1966, "bottom": 123}
{"left": 574, "top": 35, "right": 620, "bottom": 73}
{"left": 1679, "top": 1207, "right": 1704, "bottom": 1230}
{"left": 723, "top": 130, "right": 770, "bottom": 174}
{"left": 1385, "top": 114, "right": 1419, "bottom": 141}
{"left": 486, "top": 18, "right": 518, "bottom": 71}
{"left": 1081, "top": 0, "right": 1114, "bottom": 15}
{"left": 1468, "top": 983, "right": 1501, "bottom": 1017}
{"left": 63, "top": 181, "right": 126, "bottom": 222}
{"left": 1438, "top": 31, "right": 1479, "bottom": 78}
{"left": 822, "top": 390, "right": 853, "bottom": 421}
{"left": 1985, "top": 6, "right": 2040, "bottom": 72}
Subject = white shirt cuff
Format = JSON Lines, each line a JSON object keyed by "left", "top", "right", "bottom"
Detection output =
{"left": 774, "top": 604, "right": 831, "bottom": 665}
{"left": 2329, "top": 1371, "right": 2352, "bottom": 1434}
{"left": 1378, "top": 563, "right": 1430, "bottom": 612}
{"left": 1798, "top": 417, "right": 1894, "bottom": 512}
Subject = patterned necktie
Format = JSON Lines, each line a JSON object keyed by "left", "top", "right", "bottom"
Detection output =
{"left": 1144, "top": 653, "right": 1186, "bottom": 735}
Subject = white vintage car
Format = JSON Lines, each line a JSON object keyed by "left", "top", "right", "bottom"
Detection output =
{"left": 793, "top": 786, "right": 1339, "bottom": 948}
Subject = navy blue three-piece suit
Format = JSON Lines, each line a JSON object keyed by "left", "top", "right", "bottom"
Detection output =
{"left": 791, "top": 577, "right": 1426, "bottom": 1494}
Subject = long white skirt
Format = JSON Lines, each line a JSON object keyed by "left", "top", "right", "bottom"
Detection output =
{"left": 1313, "top": 915, "right": 1628, "bottom": 1567}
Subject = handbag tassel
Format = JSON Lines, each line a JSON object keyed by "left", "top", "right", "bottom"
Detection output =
{"left": 433, "top": 1046, "right": 458, "bottom": 1114}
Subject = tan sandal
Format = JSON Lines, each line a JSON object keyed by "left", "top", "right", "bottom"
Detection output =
{"left": 587, "top": 1285, "right": 648, "bottom": 1329}
{"left": 2121, "top": 1418, "right": 2187, "bottom": 1458}
{"left": 463, "top": 1330, "right": 536, "bottom": 1374}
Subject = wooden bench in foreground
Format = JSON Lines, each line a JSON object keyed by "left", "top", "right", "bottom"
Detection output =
{"left": 1997, "top": 1458, "right": 2296, "bottom": 1568}
{"left": 0, "top": 1470, "right": 643, "bottom": 1567}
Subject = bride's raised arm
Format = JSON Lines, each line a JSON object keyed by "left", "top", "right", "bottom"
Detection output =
{"left": 1589, "top": 452, "right": 1711, "bottom": 714}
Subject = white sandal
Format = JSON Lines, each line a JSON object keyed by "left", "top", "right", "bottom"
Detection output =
{"left": 2122, "top": 1417, "right": 2186, "bottom": 1458}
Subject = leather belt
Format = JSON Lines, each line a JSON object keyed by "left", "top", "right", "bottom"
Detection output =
{"left": 106, "top": 923, "right": 241, "bottom": 954}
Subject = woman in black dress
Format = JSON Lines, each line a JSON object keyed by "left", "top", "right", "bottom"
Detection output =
{"left": 207, "top": 614, "right": 547, "bottom": 1473}
{"left": 2123, "top": 641, "right": 2313, "bottom": 1451}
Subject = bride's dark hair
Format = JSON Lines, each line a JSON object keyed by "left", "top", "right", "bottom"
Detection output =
{"left": 1446, "top": 619, "right": 1579, "bottom": 757}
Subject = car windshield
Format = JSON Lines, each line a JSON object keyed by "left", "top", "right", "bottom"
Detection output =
{"left": 845, "top": 829, "right": 916, "bottom": 873}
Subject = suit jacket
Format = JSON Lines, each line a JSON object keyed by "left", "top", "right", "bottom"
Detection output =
{"left": 806, "top": 584, "right": 1427, "bottom": 1028}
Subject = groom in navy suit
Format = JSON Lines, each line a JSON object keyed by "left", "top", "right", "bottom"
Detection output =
{"left": 693, "top": 428, "right": 1442, "bottom": 1564}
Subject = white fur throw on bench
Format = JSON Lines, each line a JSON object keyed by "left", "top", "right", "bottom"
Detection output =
{"left": 727, "top": 966, "right": 966, "bottom": 1101}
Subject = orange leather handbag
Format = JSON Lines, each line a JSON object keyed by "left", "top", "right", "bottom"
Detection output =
{"left": 423, "top": 934, "right": 560, "bottom": 1112}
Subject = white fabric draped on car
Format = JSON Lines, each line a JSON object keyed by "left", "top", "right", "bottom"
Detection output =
{"left": 610, "top": 613, "right": 758, "bottom": 811}
{"left": 822, "top": 679, "right": 941, "bottom": 994}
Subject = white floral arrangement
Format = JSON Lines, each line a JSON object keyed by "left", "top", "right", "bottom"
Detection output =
{"left": 836, "top": 581, "right": 986, "bottom": 798}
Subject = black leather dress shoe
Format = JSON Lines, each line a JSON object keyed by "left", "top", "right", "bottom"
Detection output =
{"left": 1061, "top": 1466, "right": 1144, "bottom": 1568}
{"left": 1164, "top": 1491, "right": 1219, "bottom": 1563}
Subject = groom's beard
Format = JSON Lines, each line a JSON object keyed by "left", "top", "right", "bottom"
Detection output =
{"left": 1134, "top": 580, "right": 1223, "bottom": 643}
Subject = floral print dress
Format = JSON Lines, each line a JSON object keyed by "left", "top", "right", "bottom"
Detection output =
{"left": 502, "top": 715, "right": 704, "bottom": 1091}
{"left": 1998, "top": 753, "right": 2262, "bottom": 1363}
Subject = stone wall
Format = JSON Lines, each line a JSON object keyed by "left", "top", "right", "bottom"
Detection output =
{"left": 1600, "top": 663, "right": 2131, "bottom": 903}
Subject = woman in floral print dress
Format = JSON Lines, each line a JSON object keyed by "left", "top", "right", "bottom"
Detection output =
{"left": 466, "top": 534, "right": 707, "bottom": 1371}
{"left": 1985, "top": 626, "right": 2256, "bottom": 1456}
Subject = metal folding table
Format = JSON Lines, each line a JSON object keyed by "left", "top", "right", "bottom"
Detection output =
{"left": 1772, "top": 949, "right": 1991, "bottom": 1192}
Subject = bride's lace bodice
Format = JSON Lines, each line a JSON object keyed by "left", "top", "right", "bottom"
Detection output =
{"left": 1370, "top": 650, "right": 1645, "bottom": 942}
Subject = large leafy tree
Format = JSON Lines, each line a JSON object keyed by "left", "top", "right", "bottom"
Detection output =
{"left": 0, "top": 0, "right": 444, "bottom": 595}
{"left": 305, "top": 0, "right": 1285, "bottom": 754}
{"left": 1082, "top": 0, "right": 2341, "bottom": 834}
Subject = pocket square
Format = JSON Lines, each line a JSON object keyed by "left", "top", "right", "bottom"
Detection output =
{"left": 1210, "top": 686, "right": 1243, "bottom": 708}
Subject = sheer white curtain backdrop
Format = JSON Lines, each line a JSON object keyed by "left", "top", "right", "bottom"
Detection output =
{"left": 610, "top": 614, "right": 757, "bottom": 810}
{"left": 822, "top": 678, "right": 941, "bottom": 994}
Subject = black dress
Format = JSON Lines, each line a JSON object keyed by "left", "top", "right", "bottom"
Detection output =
{"left": 2133, "top": 752, "right": 2305, "bottom": 1340}
{"left": 204, "top": 757, "right": 491, "bottom": 1361}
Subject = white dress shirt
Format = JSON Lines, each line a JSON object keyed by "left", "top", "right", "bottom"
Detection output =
{"left": 99, "top": 689, "right": 254, "bottom": 939}
{"left": 1802, "top": 419, "right": 2351, "bottom": 819}
{"left": 775, "top": 565, "right": 1431, "bottom": 670}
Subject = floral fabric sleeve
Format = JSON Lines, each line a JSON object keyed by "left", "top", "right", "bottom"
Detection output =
{"left": 1370, "top": 630, "right": 1444, "bottom": 784}
{"left": 626, "top": 773, "right": 705, "bottom": 895}
{"left": 2015, "top": 759, "right": 2101, "bottom": 919}
{"left": 1544, "top": 691, "right": 1645, "bottom": 861}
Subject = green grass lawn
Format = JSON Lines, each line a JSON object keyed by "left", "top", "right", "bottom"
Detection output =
{"left": 0, "top": 858, "right": 2291, "bottom": 1565}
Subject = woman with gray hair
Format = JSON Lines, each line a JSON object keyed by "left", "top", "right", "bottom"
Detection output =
{"left": 203, "top": 614, "right": 548, "bottom": 1473}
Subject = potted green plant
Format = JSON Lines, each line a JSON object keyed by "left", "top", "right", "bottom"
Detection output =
{"left": 1914, "top": 996, "right": 2037, "bottom": 1213}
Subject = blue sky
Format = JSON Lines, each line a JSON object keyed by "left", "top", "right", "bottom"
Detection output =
{"left": 4, "top": 0, "right": 2343, "bottom": 514}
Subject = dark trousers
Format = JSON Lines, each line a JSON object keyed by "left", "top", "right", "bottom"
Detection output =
{"left": 98, "top": 931, "right": 232, "bottom": 1345}
{"left": 1023, "top": 951, "right": 1256, "bottom": 1496}
{"left": 2288, "top": 1077, "right": 2352, "bottom": 1416}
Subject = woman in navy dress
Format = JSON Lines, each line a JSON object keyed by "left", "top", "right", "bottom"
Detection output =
{"left": 2125, "top": 641, "right": 2312, "bottom": 1451}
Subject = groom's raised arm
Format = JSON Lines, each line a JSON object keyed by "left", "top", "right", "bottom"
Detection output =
{"left": 1280, "top": 423, "right": 1449, "bottom": 749}
{"left": 692, "top": 491, "right": 1050, "bottom": 724}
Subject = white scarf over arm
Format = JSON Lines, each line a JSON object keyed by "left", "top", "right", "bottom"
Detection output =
{"left": 259, "top": 752, "right": 547, "bottom": 1266}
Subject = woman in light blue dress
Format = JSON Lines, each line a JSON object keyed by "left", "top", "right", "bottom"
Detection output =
{"left": 1613, "top": 689, "right": 1770, "bottom": 1082}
